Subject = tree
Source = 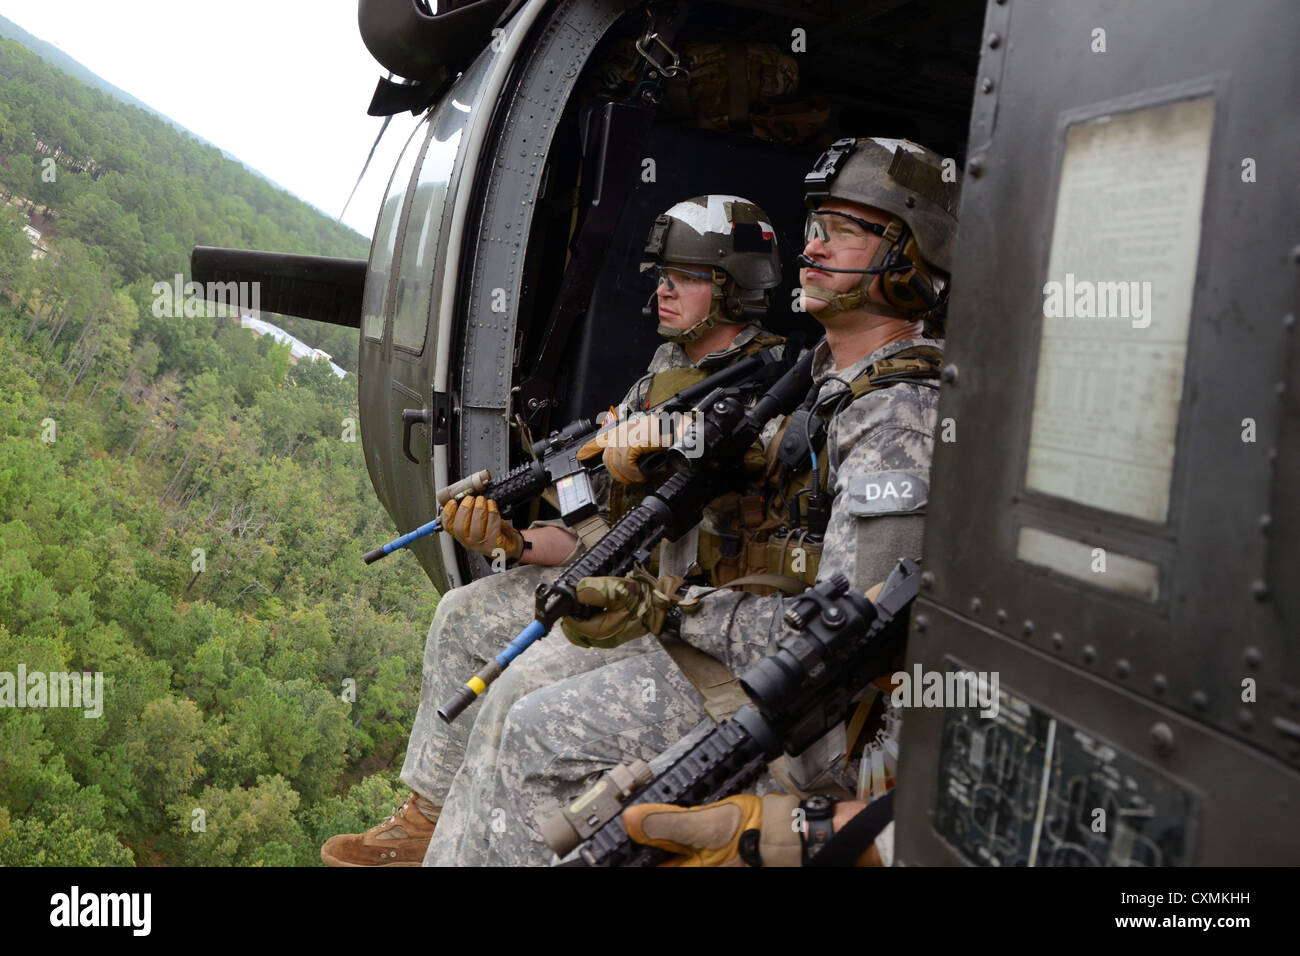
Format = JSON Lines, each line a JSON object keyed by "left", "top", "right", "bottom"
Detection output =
{"left": 126, "top": 695, "right": 206, "bottom": 814}
{"left": 0, "top": 804, "right": 134, "bottom": 867}
{"left": 166, "top": 775, "right": 307, "bottom": 866}
{"left": 0, "top": 205, "right": 33, "bottom": 298}
{"left": 0, "top": 38, "right": 436, "bottom": 868}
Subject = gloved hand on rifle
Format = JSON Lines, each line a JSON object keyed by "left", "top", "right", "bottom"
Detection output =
{"left": 442, "top": 495, "right": 525, "bottom": 560}
{"left": 578, "top": 410, "right": 768, "bottom": 484}
{"left": 560, "top": 571, "right": 687, "bottom": 650}
{"left": 578, "top": 413, "right": 677, "bottom": 484}
{"left": 623, "top": 794, "right": 886, "bottom": 867}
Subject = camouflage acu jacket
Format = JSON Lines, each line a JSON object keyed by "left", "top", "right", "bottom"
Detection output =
{"left": 676, "top": 335, "right": 944, "bottom": 671}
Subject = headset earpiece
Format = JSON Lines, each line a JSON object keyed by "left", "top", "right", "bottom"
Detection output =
{"left": 739, "top": 289, "right": 769, "bottom": 320}
{"left": 881, "top": 233, "right": 937, "bottom": 311}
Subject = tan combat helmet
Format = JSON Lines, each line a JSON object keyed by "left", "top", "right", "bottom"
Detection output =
{"left": 800, "top": 137, "right": 960, "bottom": 319}
{"left": 641, "top": 194, "right": 782, "bottom": 343}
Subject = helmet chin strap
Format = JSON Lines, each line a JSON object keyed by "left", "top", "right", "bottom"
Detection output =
{"left": 798, "top": 260, "right": 911, "bottom": 321}
{"left": 800, "top": 277, "right": 874, "bottom": 319}
{"left": 650, "top": 269, "right": 745, "bottom": 344}
{"left": 657, "top": 320, "right": 709, "bottom": 344}
{"left": 797, "top": 218, "right": 909, "bottom": 320}
{"left": 655, "top": 303, "right": 734, "bottom": 344}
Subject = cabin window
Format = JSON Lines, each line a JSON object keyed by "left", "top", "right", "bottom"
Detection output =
{"left": 362, "top": 119, "right": 427, "bottom": 342}
{"left": 393, "top": 50, "right": 495, "bottom": 354}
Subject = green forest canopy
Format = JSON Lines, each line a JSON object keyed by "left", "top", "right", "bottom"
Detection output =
{"left": 0, "top": 35, "right": 437, "bottom": 866}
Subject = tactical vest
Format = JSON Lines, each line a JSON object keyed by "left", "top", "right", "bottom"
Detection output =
{"left": 606, "top": 331, "right": 785, "bottom": 586}
{"left": 641, "top": 330, "right": 787, "bottom": 411}
{"left": 697, "top": 344, "right": 944, "bottom": 593}
{"left": 676, "top": 344, "right": 943, "bottom": 725}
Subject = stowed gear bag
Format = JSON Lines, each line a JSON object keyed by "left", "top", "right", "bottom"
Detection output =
{"left": 662, "top": 41, "right": 829, "bottom": 145}
{"left": 590, "top": 38, "right": 829, "bottom": 145}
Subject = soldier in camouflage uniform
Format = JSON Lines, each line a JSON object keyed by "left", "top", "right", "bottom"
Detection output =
{"left": 320, "top": 196, "right": 784, "bottom": 866}
{"left": 450, "top": 138, "right": 959, "bottom": 867}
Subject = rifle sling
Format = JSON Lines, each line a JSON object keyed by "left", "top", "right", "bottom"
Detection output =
{"left": 807, "top": 790, "right": 894, "bottom": 868}
{"left": 571, "top": 513, "right": 611, "bottom": 552}
{"left": 656, "top": 637, "right": 752, "bottom": 724}
{"left": 661, "top": 573, "right": 806, "bottom": 723}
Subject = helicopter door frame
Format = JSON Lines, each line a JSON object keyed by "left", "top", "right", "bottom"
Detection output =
{"left": 430, "top": 0, "right": 626, "bottom": 588}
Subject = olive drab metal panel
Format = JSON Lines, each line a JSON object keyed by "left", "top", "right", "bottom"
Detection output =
{"left": 452, "top": 0, "right": 624, "bottom": 579}
{"left": 896, "top": 0, "right": 1300, "bottom": 865}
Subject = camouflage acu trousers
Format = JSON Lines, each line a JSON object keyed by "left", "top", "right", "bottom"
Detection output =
{"left": 440, "top": 625, "right": 866, "bottom": 866}
{"left": 428, "top": 639, "right": 709, "bottom": 866}
{"left": 399, "top": 562, "right": 648, "bottom": 861}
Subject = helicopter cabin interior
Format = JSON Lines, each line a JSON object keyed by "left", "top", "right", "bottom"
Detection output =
{"left": 454, "top": 0, "right": 984, "bottom": 581}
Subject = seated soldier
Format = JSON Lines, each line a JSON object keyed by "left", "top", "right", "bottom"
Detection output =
{"left": 439, "top": 137, "right": 957, "bottom": 867}
{"left": 321, "top": 195, "right": 784, "bottom": 866}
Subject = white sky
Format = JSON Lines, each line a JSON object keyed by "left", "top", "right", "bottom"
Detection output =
{"left": 0, "top": 0, "right": 425, "bottom": 239}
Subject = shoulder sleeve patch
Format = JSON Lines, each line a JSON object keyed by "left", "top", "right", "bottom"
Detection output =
{"left": 848, "top": 471, "right": 929, "bottom": 516}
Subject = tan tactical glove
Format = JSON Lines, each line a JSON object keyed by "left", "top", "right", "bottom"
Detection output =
{"left": 559, "top": 572, "right": 687, "bottom": 650}
{"left": 578, "top": 414, "right": 674, "bottom": 484}
{"left": 626, "top": 795, "right": 890, "bottom": 867}
{"left": 622, "top": 794, "right": 803, "bottom": 867}
{"left": 441, "top": 495, "right": 524, "bottom": 559}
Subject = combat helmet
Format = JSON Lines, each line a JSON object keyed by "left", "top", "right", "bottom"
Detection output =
{"left": 800, "top": 137, "right": 960, "bottom": 319}
{"left": 641, "top": 194, "right": 781, "bottom": 343}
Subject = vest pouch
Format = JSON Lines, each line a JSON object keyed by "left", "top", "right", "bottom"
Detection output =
{"left": 765, "top": 530, "right": 821, "bottom": 588}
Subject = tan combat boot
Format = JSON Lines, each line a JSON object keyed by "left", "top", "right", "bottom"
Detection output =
{"left": 320, "top": 791, "right": 439, "bottom": 867}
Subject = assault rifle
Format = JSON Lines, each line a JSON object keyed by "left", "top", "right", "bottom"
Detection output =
{"left": 362, "top": 346, "right": 786, "bottom": 564}
{"left": 543, "top": 558, "right": 920, "bottom": 866}
{"left": 436, "top": 349, "right": 817, "bottom": 722}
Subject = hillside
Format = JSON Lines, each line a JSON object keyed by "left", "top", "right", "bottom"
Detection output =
{"left": 0, "top": 35, "right": 366, "bottom": 369}
{"left": 0, "top": 16, "right": 219, "bottom": 148}
{"left": 0, "top": 30, "right": 434, "bottom": 866}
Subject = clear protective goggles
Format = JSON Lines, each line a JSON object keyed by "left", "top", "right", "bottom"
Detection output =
{"left": 803, "top": 209, "right": 886, "bottom": 251}
{"left": 647, "top": 263, "right": 714, "bottom": 291}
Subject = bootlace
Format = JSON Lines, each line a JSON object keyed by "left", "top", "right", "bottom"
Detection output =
{"left": 371, "top": 798, "right": 412, "bottom": 831}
